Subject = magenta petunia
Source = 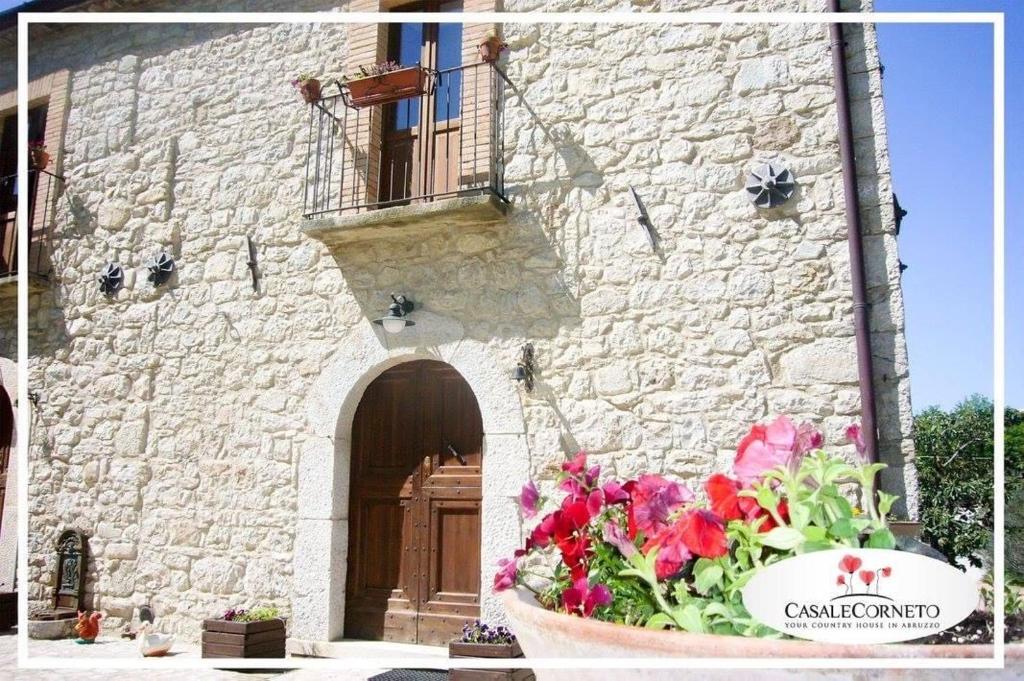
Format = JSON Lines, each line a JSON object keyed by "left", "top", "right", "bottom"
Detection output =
{"left": 493, "top": 556, "right": 518, "bottom": 592}
{"left": 602, "top": 520, "right": 637, "bottom": 558}
{"left": 629, "top": 474, "right": 694, "bottom": 537}
{"left": 518, "top": 480, "right": 540, "bottom": 519}
{"left": 845, "top": 423, "right": 867, "bottom": 458}
{"left": 562, "top": 577, "right": 613, "bottom": 617}
{"left": 733, "top": 416, "right": 807, "bottom": 484}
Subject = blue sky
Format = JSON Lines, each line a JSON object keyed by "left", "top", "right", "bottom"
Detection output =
{"left": 0, "top": 0, "right": 1016, "bottom": 411}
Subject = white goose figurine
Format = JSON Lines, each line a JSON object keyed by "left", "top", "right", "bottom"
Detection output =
{"left": 137, "top": 622, "right": 174, "bottom": 657}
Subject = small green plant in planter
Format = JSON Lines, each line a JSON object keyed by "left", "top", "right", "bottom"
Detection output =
{"left": 449, "top": 620, "right": 533, "bottom": 681}
{"left": 202, "top": 605, "right": 286, "bottom": 658}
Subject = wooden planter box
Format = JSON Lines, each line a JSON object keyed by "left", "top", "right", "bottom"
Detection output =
{"left": 201, "top": 618, "right": 285, "bottom": 658}
{"left": 345, "top": 67, "right": 428, "bottom": 109}
{"left": 0, "top": 592, "right": 16, "bottom": 631}
{"left": 449, "top": 640, "right": 534, "bottom": 681}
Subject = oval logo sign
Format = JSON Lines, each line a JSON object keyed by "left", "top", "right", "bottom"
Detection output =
{"left": 741, "top": 549, "right": 979, "bottom": 643}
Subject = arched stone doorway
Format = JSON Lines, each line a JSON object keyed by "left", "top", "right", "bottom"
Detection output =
{"left": 345, "top": 360, "right": 483, "bottom": 645}
{"left": 292, "top": 316, "right": 529, "bottom": 645}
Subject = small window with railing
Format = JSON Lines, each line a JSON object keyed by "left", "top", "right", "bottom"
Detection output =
{"left": 303, "top": 3, "right": 507, "bottom": 219}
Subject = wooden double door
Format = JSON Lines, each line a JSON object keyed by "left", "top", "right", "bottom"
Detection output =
{"left": 344, "top": 360, "right": 483, "bottom": 646}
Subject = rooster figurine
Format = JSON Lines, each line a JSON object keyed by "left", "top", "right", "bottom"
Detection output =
{"left": 137, "top": 622, "right": 174, "bottom": 657}
{"left": 74, "top": 610, "right": 102, "bottom": 643}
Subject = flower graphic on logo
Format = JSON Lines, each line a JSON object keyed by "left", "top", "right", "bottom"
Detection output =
{"left": 833, "top": 556, "right": 893, "bottom": 599}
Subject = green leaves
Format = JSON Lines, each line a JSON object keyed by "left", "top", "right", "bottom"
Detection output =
{"left": 760, "top": 527, "right": 805, "bottom": 551}
{"left": 866, "top": 528, "right": 896, "bottom": 549}
{"left": 693, "top": 559, "right": 724, "bottom": 596}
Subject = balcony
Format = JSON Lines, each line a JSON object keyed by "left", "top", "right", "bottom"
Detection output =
{"left": 0, "top": 168, "right": 61, "bottom": 290}
{"left": 300, "top": 61, "right": 509, "bottom": 246}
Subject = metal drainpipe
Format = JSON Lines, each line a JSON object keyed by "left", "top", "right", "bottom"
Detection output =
{"left": 828, "top": 1, "right": 882, "bottom": 470}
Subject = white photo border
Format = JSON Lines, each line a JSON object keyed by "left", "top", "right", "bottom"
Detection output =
{"left": 15, "top": 8, "right": 1006, "bottom": 672}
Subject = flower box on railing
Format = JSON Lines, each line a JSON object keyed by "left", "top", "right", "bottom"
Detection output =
{"left": 343, "top": 66, "right": 429, "bottom": 109}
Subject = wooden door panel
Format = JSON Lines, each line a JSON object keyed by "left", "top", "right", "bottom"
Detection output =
{"left": 346, "top": 360, "right": 481, "bottom": 645}
{"left": 426, "top": 500, "right": 481, "bottom": 603}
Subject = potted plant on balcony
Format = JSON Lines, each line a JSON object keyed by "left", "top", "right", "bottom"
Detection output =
{"left": 341, "top": 61, "right": 429, "bottom": 109}
{"left": 495, "top": 417, "right": 1010, "bottom": 671}
{"left": 478, "top": 32, "right": 508, "bottom": 63}
{"left": 202, "top": 606, "right": 286, "bottom": 658}
{"left": 449, "top": 620, "right": 533, "bottom": 681}
{"left": 291, "top": 73, "right": 321, "bottom": 104}
{"left": 29, "top": 140, "right": 49, "bottom": 170}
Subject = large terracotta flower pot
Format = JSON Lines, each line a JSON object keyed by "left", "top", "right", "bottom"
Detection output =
{"left": 344, "top": 66, "right": 427, "bottom": 109}
{"left": 499, "top": 590, "right": 1022, "bottom": 680}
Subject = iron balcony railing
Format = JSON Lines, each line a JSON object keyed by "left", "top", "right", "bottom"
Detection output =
{"left": 303, "top": 61, "right": 508, "bottom": 219}
{"left": 0, "top": 168, "right": 62, "bottom": 281}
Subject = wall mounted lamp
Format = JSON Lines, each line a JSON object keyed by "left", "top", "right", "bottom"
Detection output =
{"left": 513, "top": 343, "right": 536, "bottom": 392}
{"left": 373, "top": 294, "right": 415, "bottom": 334}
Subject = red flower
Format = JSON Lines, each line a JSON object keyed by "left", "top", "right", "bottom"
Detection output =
{"left": 880, "top": 566, "right": 892, "bottom": 577}
{"left": 680, "top": 509, "right": 728, "bottom": 559}
{"left": 625, "top": 474, "right": 694, "bottom": 539}
{"left": 839, "top": 555, "right": 862, "bottom": 574}
{"left": 705, "top": 473, "right": 744, "bottom": 521}
{"left": 836, "top": 574, "right": 846, "bottom": 586}
{"left": 641, "top": 522, "right": 692, "bottom": 580}
{"left": 859, "top": 569, "right": 876, "bottom": 586}
{"left": 562, "top": 578, "right": 612, "bottom": 617}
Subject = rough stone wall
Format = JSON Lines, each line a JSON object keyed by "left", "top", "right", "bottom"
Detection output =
{"left": 21, "top": 0, "right": 914, "bottom": 641}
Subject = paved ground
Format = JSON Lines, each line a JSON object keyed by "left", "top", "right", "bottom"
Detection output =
{"left": 3, "top": 630, "right": 393, "bottom": 680}
{"left": 7, "top": 629, "right": 1024, "bottom": 680}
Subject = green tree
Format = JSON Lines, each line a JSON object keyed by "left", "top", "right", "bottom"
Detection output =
{"left": 914, "top": 395, "right": 994, "bottom": 567}
{"left": 1006, "top": 407, "right": 1024, "bottom": 578}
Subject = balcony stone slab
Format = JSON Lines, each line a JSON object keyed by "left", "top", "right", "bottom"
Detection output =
{"left": 300, "top": 193, "right": 509, "bottom": 246}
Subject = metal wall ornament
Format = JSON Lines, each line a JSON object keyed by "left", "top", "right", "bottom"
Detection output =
{"left": 98, "top": 263, "right": 124, "bottom": 295}
{"left": 745, "top": 161, "right": 796, "bottom": 208}
{"left": 146, "top": 252, "right": 175, "bottom": 287}
{"left": 513, "top": 343, "right": 536, "bottom": 392}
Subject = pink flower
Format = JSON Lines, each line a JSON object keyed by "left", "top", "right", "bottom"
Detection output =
{"left": 562, "top": 451, "right": 588, "bottom": 476}
{"left": 880, "top": 566, "right": 892, "bottom": 578}
{"left": 562, "top": 578, "right": 612, "bottom": 617}
{"left": 845, "top": 423, "right": 867, "bottom": 459}
{"left": 493, "top": 556, "right": 518, "bottom": 591}
{"left": 602, "top": 521, "right": 636, "bottom": 558}
{"left": 836, "top": 574, "right": 846, "bottom": 586}
{"left": 795, "top": 422, "right": 824, "bottom": 455}
{"left": 601, "top": 480, "right": 629, "bottom": 505}
{"left": 859, "top": 570, "right": 876, "bottom": 587}
{"left": 733, "top": 416, "right": 803, "bottom": 484}
{"left": 626, "top": 474, "right": 693, "bottom": 538}
{"left": 518, "top": 481, "right": 540, "bottom": 519}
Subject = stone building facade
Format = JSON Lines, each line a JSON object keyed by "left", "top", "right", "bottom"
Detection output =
{"left": 4, "top": 0, "right": 915, "bottom": 647}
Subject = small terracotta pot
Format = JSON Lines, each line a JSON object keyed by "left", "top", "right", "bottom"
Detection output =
{"left": 479, "top": 36, "right": 507, "bottom": 63}
{"left": 30, "top": 148, "right": 49, "bottom": 170}
{"left": 297, "top": 78, "right": 321, "bottom": 104}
